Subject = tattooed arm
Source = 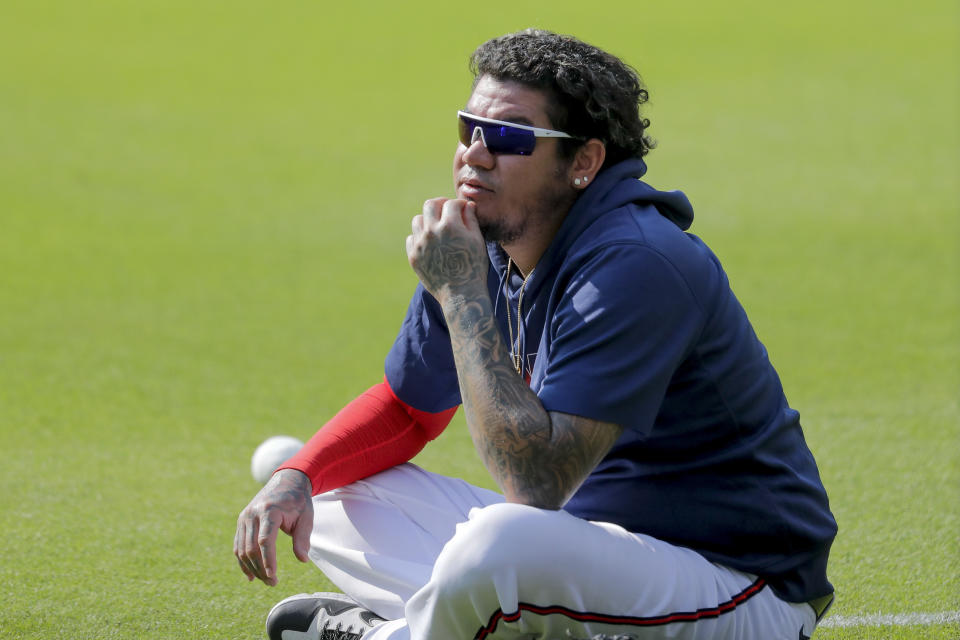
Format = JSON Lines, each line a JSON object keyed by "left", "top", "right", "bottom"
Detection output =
{"left": 406, "top": 198, "right": 622, "bottom": 509}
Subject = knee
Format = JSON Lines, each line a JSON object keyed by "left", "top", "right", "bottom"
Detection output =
{"left": 431, "top": 502, "right": 567, "bottom": 589}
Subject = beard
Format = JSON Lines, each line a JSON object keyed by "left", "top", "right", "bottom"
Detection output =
{"left": 476, "top": 170, "right": 576, "bottom": 246}
{"left": 478, "top": 217, "right": 524, "bottom": 244}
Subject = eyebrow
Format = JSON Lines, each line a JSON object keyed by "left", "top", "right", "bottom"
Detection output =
{"left": 461, "top": 109, "right": 536, "bottom": 128}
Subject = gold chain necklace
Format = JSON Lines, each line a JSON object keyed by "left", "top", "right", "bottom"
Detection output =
{"left": 505, "top": 257, "right": 533, "bottom": 376}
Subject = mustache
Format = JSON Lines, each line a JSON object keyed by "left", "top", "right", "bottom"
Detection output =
{"left": 457, "top": 170, "right": 495, "bottom": 191}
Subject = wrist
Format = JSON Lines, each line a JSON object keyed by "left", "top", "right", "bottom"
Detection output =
{"left": 272, "top": 467, "right": 313, "bottom": 495}
{"left": 437, "top": 281, "right": 488, "bottom": 314}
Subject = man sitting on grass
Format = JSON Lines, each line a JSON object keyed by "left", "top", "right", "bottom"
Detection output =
{"left": 235, "top": 28, "right": 837, "bottom": 640}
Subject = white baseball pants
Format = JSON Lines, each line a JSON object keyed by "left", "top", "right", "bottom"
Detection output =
{"left": 307, "top": 463, "right": 817, "bottom": 640}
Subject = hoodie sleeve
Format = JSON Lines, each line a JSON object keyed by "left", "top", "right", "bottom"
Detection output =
{"left": 535, "top": 242, "right": 705, "bottom": 434}
{"left": 384, "top": 283, "right": 462, "bottom": 413}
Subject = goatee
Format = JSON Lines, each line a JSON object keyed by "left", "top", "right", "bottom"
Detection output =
{"left": 478, "top": 218, "right": 525, "bottom": 244}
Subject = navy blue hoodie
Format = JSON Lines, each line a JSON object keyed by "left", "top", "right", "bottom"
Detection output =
{"left": 386, "top": 158, "right": 836, "bottom": 603}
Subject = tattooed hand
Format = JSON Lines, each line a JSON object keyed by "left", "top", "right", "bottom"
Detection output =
{"left": 406, "top": 198, "right": 489, "bottom": 304}
{"left": 234, "top": 468, "right": 313, "bottom": 586}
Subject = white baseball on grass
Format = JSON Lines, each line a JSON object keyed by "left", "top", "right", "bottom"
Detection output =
{"left": 251, "top": 435, "right": 304, "bottom": 485}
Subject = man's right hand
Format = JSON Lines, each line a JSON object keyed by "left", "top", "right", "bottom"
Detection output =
{"left": 234, "top": 468, "right": 313, "bottom": 586}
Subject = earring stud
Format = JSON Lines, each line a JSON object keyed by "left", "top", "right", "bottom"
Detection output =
{"left": 574, "top": 178, "right": 582, "bottom": 186}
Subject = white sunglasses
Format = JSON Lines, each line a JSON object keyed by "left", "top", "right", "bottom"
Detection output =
{"left": 458, "top": 110, "right": 576, "bottom": 155}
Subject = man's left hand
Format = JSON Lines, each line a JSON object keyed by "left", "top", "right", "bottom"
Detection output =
{"left": 406, "top": 198, "right": 488, "bottom": 303}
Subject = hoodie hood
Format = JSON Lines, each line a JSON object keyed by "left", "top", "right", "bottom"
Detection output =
{"left": 487, "top": 158, "right": 695, "bottom": 293}
{"left": 567, "top": 157, "right": 694, "bottom": 236}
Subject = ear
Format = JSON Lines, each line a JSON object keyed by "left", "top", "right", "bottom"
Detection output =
{"left": 568, "top": 139, "right": 606, "bottom": 190}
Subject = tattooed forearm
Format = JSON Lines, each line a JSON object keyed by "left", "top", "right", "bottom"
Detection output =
{"left": 441, "top": 288, "right": 622, "bottom": 509}
{"left": 514, "top": 411, "right": 622, "bottom": 508}
{"left": 406, "top": 198, "right": 623, "bottom": 507}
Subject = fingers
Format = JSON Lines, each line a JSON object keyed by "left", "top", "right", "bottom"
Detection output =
{"left": 408, "top": 210, "right": 424, "bottom": 262}
{"left": 291, "top": 499, "right": 314, "bottom": 563}
{"left": 439, "top": 198, "right": 467, "bottom": 224}
{"left": 234, "top": 507, "right": 275, "bottom": 585}
{"left": 422, "top": 197, "right": 447, "bottom": 223}
{"left": 235, "top": 512, "right": 262, "bottom": 581}
{"left": 460, "top": 200, "right": 479, "bottom": 233}
{"left": 245, "top": 515, "right": 268, "bottom": 582}
{"left": 234, "top": 518, "right": 255, "bottom": 581}
{"left": 410, "top": 198, "right": 452, "bottom": 264}
{"left": 259, "top": 511, "right": 280, "bottom": 585}
{"left": 414, "top": 198, "right": 470, "bottom": 239}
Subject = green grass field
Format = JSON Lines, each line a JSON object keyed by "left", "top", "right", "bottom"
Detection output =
{"left": 1, "top": 1, "right": 957, "bottom": 638}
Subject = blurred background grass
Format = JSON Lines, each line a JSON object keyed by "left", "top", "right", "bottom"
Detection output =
{"left": 1, "top": 1, "right": 957, "bottom": 638}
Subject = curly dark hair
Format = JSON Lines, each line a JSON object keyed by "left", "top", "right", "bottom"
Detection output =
{"left": 470, "top": 29, "right": 655, "bottom": 168}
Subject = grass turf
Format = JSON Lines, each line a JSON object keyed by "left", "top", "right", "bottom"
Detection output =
{"left": 1, "top": 1, "right": 957, "bottom": 638}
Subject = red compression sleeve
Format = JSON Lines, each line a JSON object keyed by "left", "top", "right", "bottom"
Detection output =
{"left": 278, "top": 378, "right": 458, "bottom": 495}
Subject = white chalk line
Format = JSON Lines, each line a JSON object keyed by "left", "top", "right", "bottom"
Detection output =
{"left": 818, "top": 610, "right": 960, "bottom": 628}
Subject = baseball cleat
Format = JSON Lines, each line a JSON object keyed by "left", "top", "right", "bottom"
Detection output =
{"left": 265, "top": 592, "right": 385, "bottom": 640}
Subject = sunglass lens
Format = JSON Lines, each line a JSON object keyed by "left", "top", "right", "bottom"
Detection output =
{"left": 489, "top": 125, "right": 535, "bottom": 155}
{"left": 458, "top": 115, "right": 536, "bottom": 155}
{"left": 458, "top": 116, "right": 474, "bottom": 147}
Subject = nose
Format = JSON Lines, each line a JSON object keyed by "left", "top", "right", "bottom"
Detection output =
{"left": 461, "top": 128, "right": 495, "bottom": 169}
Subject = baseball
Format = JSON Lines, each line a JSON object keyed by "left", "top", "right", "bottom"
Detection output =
{"left": 251, "top": 435, "right": 304, "bottom": 485}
